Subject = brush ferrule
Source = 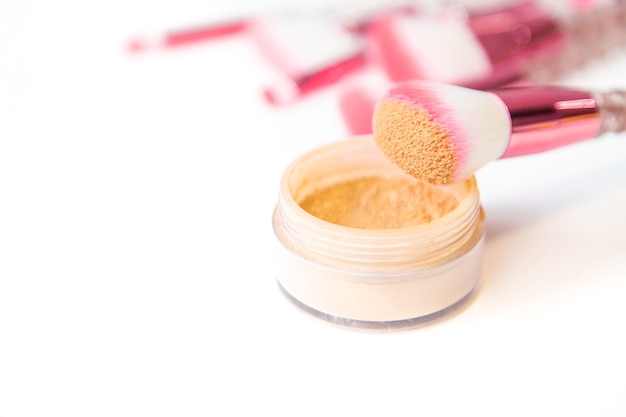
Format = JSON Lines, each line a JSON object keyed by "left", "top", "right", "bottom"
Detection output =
{"left": 493, "top": 86, "right": 603, "bottom": 157}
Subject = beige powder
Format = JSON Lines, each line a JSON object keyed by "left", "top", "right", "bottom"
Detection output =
{"left": 373, "top": 99, "right": 456, "bottom": 185}
{"left": 298, "top": 176, "right": 458, "bottom": 230}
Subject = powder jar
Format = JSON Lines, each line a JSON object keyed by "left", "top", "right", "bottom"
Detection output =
{"left": 272, "top": 137, "right": 485, "bottom": 330}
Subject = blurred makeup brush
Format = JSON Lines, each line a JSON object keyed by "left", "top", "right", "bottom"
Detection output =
{"left": 127, "top": 19, "right": 249, "bottom": 52}
{"left": 372, "top": 81, "right": 626, "bottom": 185}
{"left": 366, "top": 0, "right": 563, "bottom": 89}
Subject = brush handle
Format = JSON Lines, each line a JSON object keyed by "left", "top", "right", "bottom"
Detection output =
{"left": 496, "top": 86, "right": 600, "bottom": 157}
{"left": 494, "top": 87, "right": 625, "bottom": 158}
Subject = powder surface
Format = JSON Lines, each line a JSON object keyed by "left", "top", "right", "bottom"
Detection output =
{"left": 373, "top": 98, "right": 456, "bottom": 185}
{"left": 298, "top": 176, "right": 458, "bottom": 229}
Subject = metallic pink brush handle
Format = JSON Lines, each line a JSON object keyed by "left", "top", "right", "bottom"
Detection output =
{"left": 492, "top": 86, "right": 626, "bottom": 158}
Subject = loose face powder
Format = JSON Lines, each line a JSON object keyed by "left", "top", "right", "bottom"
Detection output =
{"left": 299, "top": 176, "right": 459, "bottom": 229}
{"left": 373, "top": 98, "right": 457, "bottom": 185}
{"left": 273, "top": 137, "right": 485, "bottom": 329}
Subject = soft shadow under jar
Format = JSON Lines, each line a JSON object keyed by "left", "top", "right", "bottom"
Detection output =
{"left": 272, "top": 137, "right": 485, "bottom": 330}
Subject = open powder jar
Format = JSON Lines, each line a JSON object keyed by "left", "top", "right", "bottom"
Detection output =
{"left": 272, "top": 136, "right": 485, "bottom": 330}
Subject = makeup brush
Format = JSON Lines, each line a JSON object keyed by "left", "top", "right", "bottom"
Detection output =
{"left": 366, "top": 0, "right": 563, "bottom": 89}
{"left": 127, "top": 19, "right": 249, "bottom": 52}
{"left": 372, "top": 81, "right": 626, "bottom": 185}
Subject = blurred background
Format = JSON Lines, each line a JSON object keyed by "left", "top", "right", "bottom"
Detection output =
{"left": 1, "top": 0, "right": 625, "bottom": 416}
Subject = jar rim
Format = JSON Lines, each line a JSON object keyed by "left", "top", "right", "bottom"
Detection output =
{"left": 279, "top": 136, "right": 480, "bottom": 238}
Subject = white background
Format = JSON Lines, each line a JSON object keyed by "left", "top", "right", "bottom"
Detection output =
{"left": 1, "top": 0, "right": 625, "bottom": 416}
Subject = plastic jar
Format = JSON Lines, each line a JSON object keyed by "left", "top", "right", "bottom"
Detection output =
{"left": 272, "top": 136, "right": 485, "bottom": 330}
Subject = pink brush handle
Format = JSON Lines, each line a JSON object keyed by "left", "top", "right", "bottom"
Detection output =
{"left": 493, "top": 87, "right": 603, "bottom": 157}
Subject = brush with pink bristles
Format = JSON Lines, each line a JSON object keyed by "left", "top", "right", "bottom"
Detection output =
{"left": 372, "top": 81, "right": 626, "bottom": 185}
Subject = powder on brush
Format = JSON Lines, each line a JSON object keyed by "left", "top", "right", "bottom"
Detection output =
{"left": 298, "top": 176, "right": 458, "bottom": 229}
{"left": 373, "top": 98, "right": 456, "bottom": 185}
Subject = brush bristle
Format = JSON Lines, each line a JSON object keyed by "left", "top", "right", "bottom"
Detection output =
{"left": 372, "top": 81, "right": 512, "bottom": 184}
